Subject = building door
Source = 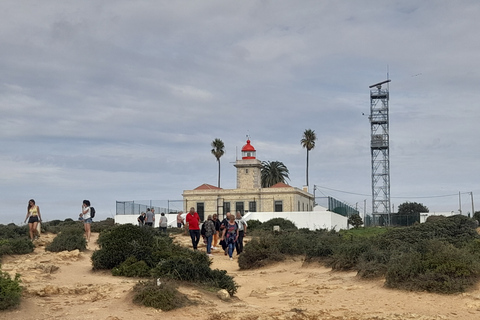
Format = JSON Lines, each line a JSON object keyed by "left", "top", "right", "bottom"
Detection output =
{"left": 196, "top": 202, "right": 205, "bottom": 221}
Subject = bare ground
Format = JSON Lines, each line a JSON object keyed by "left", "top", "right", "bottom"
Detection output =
{"left": 1, "top": 232, "right": 480, "bottom": 320}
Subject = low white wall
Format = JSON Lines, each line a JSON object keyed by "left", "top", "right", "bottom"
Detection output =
{"left": 115, "top": 213, "right": 179, "bottom": 228}
{"left": 243, "top": 210, "right": 348, "bottom": 231}
{"left": 115, "top": 210, "right": 348, "bottom": 231}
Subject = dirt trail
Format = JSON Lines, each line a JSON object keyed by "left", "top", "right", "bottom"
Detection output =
{"left": 1, "top": 233, "right": 480, "bottom": 320}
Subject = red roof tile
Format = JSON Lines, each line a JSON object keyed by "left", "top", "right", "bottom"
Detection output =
{"left": 194, "top": 183, "right": 222, "bottom": 190}
{"left": 269, "top": 182, "right": 292, "bottom": 188}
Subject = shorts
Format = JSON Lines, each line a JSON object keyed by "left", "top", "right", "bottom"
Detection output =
{"left": 28, "top": 216, "right": 39, "bottom": 224}
{"left": 83, "top": 218, "right": 93, "bottom": 224}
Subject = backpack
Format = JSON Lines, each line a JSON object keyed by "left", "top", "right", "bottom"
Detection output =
{"left": 90, "top": 207, "right": 96, "bottom": 219}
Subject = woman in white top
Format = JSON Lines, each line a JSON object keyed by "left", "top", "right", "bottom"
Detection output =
{"left": 80, "top": 200, "right": 92, "bottom": 242}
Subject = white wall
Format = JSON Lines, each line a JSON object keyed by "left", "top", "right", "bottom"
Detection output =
{"left": 115, "top": 209, "right": 348, "bottom": 231}
{"left": 115, "top": 213, "right": 180, "bottom": 228}
{"left": 243, "top": 209, "right": 348, "bottom": 231}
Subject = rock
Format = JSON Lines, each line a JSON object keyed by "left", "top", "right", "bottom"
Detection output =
{"left": 217, "top": 289, "right": 230, "bottom": 301}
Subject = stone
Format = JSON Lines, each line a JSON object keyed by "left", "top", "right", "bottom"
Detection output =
{"left": 217, "top": 289, "right": 230, "bottom": 301}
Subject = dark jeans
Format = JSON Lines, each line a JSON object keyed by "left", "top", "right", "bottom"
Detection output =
{"left": 236, "top": 230, "right": 245, "bottom": 254}
{"left": 206, "top": 235, "right": 213, "bottom": 254}
{"left": 189, "top": 229, "right": 200, "bottom": 250}
{"left": 160, "top": 227, "right": 167, "bottom": 233}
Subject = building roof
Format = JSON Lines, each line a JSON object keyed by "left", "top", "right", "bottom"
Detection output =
{"left": 269, "top": 182, "right": 292, "bottom": 188}
{"left": 194, "top": 183, "right": 222, "bottom": 190}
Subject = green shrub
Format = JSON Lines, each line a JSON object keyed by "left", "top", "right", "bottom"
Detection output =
{"left": 112, "top": 257, "right": 151, "bottom": 277}
{"left": 258, "top": 218, "right": 297, "bottom": 231}
{"left": 238, "top": 234, "right": 284, "bottom": 270}
{"left": 42, "top": 219, "right": 79, "bottom": 234}
{"left": 385, "top": 239, "right": 480, "bottom": 293}
{"left": 0, "top": 224, "right": 29, "bottom": 239}
{"left": 152, "top": 255, "right": 238, "bottom": 296}
{"left": 91, "top": 218, "right": 115, "bottom": 233}
{"left": 0, "top": 238, "right": 35, "bottom": 257}
{"left": 0, "top": 268, "right": 22, "bottom": 310}
{"left": 328, "top": 240, "right": 372, "bottom": 271}
{"left": 46, "top": 226, "right": 87, "bottom": 252}
{"left": 92, "top": 224, "right": 157, "bottom": 269}
{"left": 133, "top": 280, "right": 191, "bottom": 311}
{"left": 245, "top": 219, "right": 262, "bottom": 231}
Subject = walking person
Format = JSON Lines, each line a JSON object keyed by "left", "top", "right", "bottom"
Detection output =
{"left": 204, "top": 215, "right": 216, "bottom": 256}
{"left": 176, "top": 211, "right": 184, "bottom": 228}
{"left": 159, "top": 212, "right": 168, "bottom": 233}
{"left": 235, "top": 211, "right": 248, "bottom": 255}
{"left": 221, "top": 214, "right": 239, "bottom": 261}
{"left": 212, "top": 214, "right": 221, "bottom": 249}
{"left": 145, "top": 208, "right": 155, "bottom": 227}
{"left": 219, "top": 212, "right": 231, "bottom": 255}
{"left": 185, "top": 207, "right": 201, "bottom": 250}
{"left": 138, "top": 212, "right": 146, "bottom": 227}
{"left": 80, "top": 200, "right": 92, "bottom": 243}
{"left": 24, "top": 199, "right": 42, "bottom": 240}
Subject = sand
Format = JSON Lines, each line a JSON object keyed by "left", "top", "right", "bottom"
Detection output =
{"left": 1, "top": 232, "right": 480, "bottom": 320}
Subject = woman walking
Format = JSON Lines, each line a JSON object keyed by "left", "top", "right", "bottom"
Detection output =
{"left": 80, "top": 200, "right": 92, "bottom": 242}
{"left": 221, "top": 214, "right": 239, "bottom": 260}
{"left": 24, "top": 199, "right": 42, "bottom": 240}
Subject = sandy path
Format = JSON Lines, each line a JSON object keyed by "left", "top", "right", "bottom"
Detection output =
{"left": 1, "top": 233, "right": 480, "bottom": 320}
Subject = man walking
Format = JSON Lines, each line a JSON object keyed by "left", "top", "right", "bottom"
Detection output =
{"left": 185, "top": 207, "right": 201, "bottom": 250}
{"left": 145, "top": 208, "right": 155, "bottom": 227}
{"left": 235, "top": 211, "right": 248, "bottom": 254}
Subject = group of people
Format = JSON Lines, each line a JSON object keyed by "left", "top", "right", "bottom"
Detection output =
{"left": 182, "top": 207, "right": 248, "bottom": 260}
{"left": 137, "top": 208, "right": 168, "bottom": 233}
{"left": 23, "top": 199, "right": 94, "bottom": 243}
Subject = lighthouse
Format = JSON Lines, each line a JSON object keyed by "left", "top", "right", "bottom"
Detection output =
{"left": 234, "top": 139, "right": 262, "bottom": 189}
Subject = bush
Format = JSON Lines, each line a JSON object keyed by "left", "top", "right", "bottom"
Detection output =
{"left": 385, "top": 239, "right": 480, "bottom": 293}
{"left": 112, "top": 257, "right": 151, "bottom": 277}
{"left": 46, "top": 226, "right": 86, "bottom": 252}
{"left": 0, "top": 238, "right": 35, "bottom": 257}
{"left": 133, "top": 280, "right": 191, "bottom": 311}
{"left": 238, "top": 233, "right": 284, "bottom": 270}
{"left": 0, "top": 268, "right": 22, "bottom": 310}
{"left": 90, "top": 218, "right": 115, "bottom": 233}
{"left": 245, "top": 219, "right": 262, "bottom": 232}
{"left": 258, "top": 218, "right": 297, "bottom": 231}
{"left": 92, "top": 224, "right": 158, "bottom": 269}
{"left": 0, "top": 224, "right": 29, "bottom": 239}
{"left": 42, "top": 219, "right": 78, "bottom": 234}
{"left": 152, "top": 255, "right": 238, "bottom": 296}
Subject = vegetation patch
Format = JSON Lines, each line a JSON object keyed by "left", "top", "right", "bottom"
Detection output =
{"left": 133, "top": 279, "right": 192, "bottom": 311}
{"left": 45, "top": 226, "right": 87, "bottom": 252}
{"left": 0, "top": 268, "right": 22, "bottom": 310}
{"left": 0, "top": 238, "right": 35, "bottom": 257}
{"left": 241, "top": 215, "right": 480, "bottom": 293}
{"left": 112, "top": 257, "right": 151, "bottom": 277}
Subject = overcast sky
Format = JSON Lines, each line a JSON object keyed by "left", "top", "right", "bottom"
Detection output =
{"left": 1, "top": 1, "right": 479, "bottom": 224}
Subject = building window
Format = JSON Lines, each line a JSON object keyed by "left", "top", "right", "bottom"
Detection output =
{"left": 196, "top": 202, "right": 205, "bottom": 221}
{"left": 236, "top": 202, "right": 244, "bottom": 214}
{"left": 249, "top": 201, "right": 256, "bottom": 212}
{"left": 245, "top": 169, "right": 249, "bottom": 174}
{"left": 298, "top": 201, "right": 300, "bottom": 211}
{"left": 223, "top": 202, "right": 230, "bottom": 215}
{"left": 302, "top": 203, "right": 305, "bottom": 211}
{"left": 274, "top": 200, "right": 283, "bottom": 212}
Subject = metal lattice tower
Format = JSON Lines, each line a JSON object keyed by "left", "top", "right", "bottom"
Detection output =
{"left": 369, "top": 80, "right": 391, "bottom": 225}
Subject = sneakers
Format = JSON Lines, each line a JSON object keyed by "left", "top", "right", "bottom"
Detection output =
{"left": 207, "top": 254, "right": 213, "bottom": 257}
{"left": 229, "top": 257, "right": 233, "bottom": 261}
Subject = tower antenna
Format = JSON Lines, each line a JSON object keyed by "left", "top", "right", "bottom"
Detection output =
{"left": 369, "top": 79, "right": 391, "bottom": 226}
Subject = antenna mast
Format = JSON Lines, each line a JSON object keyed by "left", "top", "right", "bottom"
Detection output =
{"left": 369, "top": 79, "right": 391, "bottom": 226}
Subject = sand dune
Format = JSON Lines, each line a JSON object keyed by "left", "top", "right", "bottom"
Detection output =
{"left": 1, "top": 232, "right": 480, "bottom": 320}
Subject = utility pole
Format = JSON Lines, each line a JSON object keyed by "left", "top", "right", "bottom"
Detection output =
{"left": 471, "top": 192, "right": 475, "bottom": 215}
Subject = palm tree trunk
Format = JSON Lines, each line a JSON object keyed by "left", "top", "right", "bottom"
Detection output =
{"left": 306, "top": 150, "right": 309, "bottom": 188}
{"left": 217, "top": 159, "right": 221, "bottom": 188}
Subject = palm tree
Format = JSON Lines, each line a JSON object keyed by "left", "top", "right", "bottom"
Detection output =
{"left": 261, "top": 161, "right": 290, "bottom": 188}
{"left": 301, "top": 129, "right": 317, "bottom": 188}
{"left": 211, "top": 138, "right": 225, "bottom": 188}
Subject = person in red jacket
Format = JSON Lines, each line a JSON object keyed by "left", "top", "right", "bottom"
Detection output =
{"left": 185, "top": 207, "right": 201, "bottom": 250}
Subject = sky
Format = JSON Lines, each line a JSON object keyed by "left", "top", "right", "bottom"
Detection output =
{"left": 1, "top": 1, "right": 479, "bottom": 224}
